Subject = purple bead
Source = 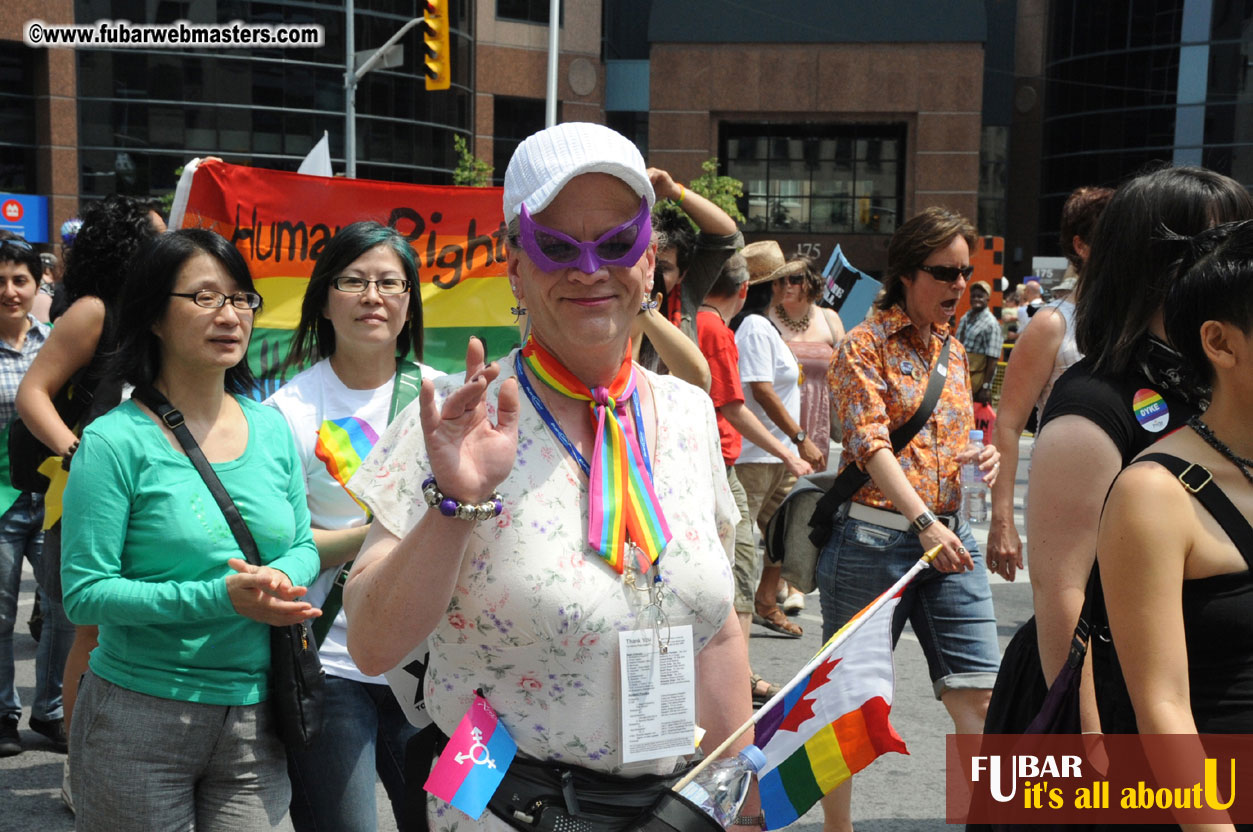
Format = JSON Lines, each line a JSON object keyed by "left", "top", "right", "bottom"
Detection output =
{"left": 423, "top": 475, "right": 436, "bottom": 489}
{"left": 492, "top": 498, "right": 504, "bottom": 516}
{"left": 439, "top": 498, "right": 459, "bottom": 517}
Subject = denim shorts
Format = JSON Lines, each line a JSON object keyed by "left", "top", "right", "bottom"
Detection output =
{"left": 817, "top": 508, "right": 1001, "bottom": 699}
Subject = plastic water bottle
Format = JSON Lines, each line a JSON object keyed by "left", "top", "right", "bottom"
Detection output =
{"left": 962, "top": 429, "right": 988, "bottom": 523}
{"left": 679, "top": 745, "right": 768, "bottom": 827}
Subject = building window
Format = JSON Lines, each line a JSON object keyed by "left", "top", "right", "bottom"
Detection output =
{"left": 493, "top": 96, "right": 548, "bottom": 185}
{"left": 722, "top": 123, "right": 906, "bottom": 235}
{"left": 497, "top": 0, "right": 562, "bottom": 25}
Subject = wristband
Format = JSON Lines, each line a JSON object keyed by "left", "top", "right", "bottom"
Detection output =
{"left": 677, "top": 184, "right": 686, "bottom": 204}
{"left": 732, "top": 815, "right": 764, "bottom": 828}
{"left": 422, "top": 475, "right": 504, "bottom": 521}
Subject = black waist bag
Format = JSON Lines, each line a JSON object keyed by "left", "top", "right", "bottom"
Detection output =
{"left": 488, "top": 756, "right": 722, "bottom": 832}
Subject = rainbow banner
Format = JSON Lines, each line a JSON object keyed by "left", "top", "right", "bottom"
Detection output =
{"left": 424, "top": 691, "right": 517, "bottom": 819}
{"left": 754, "top": 567, "right": 916, "bottom": 828}
{"left": 174, "top": 159, "right": 517, "bottom": 395}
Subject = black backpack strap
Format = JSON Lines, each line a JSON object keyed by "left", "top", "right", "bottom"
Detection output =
{"left": 809, "top": 336, "right": 952, "bottom": 543}
{"left": 131, "top": 386, "right": 261, "bottom": 565}
{"left": 1136, "top": 452, "right": 1253, "bottom": 569}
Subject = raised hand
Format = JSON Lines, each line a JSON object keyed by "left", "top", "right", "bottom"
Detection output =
{"left": 646, "top": 167, "right": 681, "bottom": 202}
{"left": 420, "top": 336, "right": 520, "bottom": 505}
{"left": 225, "top": 557, "right": 321, "bottom": 626}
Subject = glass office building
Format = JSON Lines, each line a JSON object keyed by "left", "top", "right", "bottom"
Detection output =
{"left": 73, "top": 0, "right": 473, "bottom": 199}
{"left": 1039, "top": 0, "right": 1253, "bottom": 252}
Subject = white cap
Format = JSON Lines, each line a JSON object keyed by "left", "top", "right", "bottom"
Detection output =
{"left": 502, "top": 122, "right": 655, "bottom": 226}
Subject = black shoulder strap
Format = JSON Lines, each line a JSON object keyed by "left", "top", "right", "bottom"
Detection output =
{"left": 131, "top": 386, "right": 261, "bottom": 566}
{"left": 809, "top": 336, "right": 952, "bottom": 539}
{"left": 1136, "top": 453, "right": 1253, "bottom": 568}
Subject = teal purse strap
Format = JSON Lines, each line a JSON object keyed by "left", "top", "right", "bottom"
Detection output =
{"left": 313, "top": 360, "right": 423, "bottom": 646}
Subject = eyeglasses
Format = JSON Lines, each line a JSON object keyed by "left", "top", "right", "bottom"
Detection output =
{"left": 518, "top": 197, "right": 651, "bottom": 274}
{"left": 917, "top": 264, "right": 975, "bottom": 283}
{"left": 0, "top": 239, "right": 33, "bottom": 252}
{"left": 170, "top": 290, "right": 261, "bottom": 310}
{"left": 332, "top": 276, "right": 411, "bottom": 295}
{"left": 782, "top": 274, "right": 806, "bottom": 285}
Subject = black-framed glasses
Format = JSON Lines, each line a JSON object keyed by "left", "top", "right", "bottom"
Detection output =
{"left": 0, "top": 239, "right": 33, "bottom": 252}
{"left": 917, "top": 264, "right": 974, "bottom": 283}
{"left": 784, "top": 274, "right": 806, "bottom": 285}
{"left": 170, "top": 290, "right": 262, "bottom": 310}
{"left": 332, "top": 276, "right": 411, "bottom": 295}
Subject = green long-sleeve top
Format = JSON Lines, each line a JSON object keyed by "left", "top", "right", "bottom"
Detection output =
{"left": 61, "top": 396, "right": 321, "bottom": 705}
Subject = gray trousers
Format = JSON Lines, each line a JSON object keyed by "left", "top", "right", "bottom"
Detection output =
{"left": 70, "top": 670, "right": 294, "bottom": 832}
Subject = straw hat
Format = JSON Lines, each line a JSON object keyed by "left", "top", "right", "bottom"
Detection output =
{"left": 743, "top": 241, "right": 805, "bottom": 285}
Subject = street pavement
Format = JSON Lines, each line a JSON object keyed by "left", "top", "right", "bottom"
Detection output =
{"left": 0, "top": 439, "right": 1036, "bottom": 832}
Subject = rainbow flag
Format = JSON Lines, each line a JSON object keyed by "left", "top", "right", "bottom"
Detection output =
{"left": 754, "top": 577, "right": 913, "bottom": 829}
{"left": 314, "top": 416, "right": 378, "bottom": 511}
{"left": 425, "top": 691, "right": 517, "bottom": 819}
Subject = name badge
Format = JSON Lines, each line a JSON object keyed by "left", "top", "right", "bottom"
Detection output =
{"left": 618, "top": 624, "right": 695, "bottom": 763}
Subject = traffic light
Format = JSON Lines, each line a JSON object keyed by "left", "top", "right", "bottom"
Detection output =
{"left": 423, "top": 0, "right": 451, "bottom": 91}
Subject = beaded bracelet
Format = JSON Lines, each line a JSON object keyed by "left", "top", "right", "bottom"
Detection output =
{"left": 422, "top": 475, "right": 503, "bottom": 521}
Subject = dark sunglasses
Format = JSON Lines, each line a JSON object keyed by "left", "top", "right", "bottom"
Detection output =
{"left": 917, "top": 264, "right": 974, "bottom": 283}
{"left": 780, "top": 274, "right": 806, "bottom": 285}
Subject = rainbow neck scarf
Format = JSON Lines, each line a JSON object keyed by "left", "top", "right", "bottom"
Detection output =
{"left": 520, "top": 338, "right": 672, "bottom": 573}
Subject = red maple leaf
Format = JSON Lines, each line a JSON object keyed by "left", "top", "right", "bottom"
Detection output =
{"left": 777, "top": 655, "right": 842, "bottom": 733}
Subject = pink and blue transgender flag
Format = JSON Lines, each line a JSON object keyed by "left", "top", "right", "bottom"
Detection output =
{"left": 754, "top": 575, "right": 915, "bottom": 829}
{"left": 424, "top": 691, "right": 518, "bottom": 820}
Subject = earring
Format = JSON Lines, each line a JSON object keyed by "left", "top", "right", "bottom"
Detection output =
{"left": 511, "top": 304, "right": 527, "bottom": 320}
{"left": 640, "top": 298, "right": 659, "bottom": 312}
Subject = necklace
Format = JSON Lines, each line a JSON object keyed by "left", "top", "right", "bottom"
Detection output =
{"left": 1188, "top": 414, "right": 1253, "bottom": 485}
{"left": 774, "top": 303, "right": 811, "bottom": 333}
{"left": 699, "top": 302, "right": 725, "bottom": 323}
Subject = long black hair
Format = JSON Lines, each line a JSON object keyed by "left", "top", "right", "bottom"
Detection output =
{"left": 1075, "top": 166, "right": 1253, "bottom": 376}
{"left": 112, "top": 229, "right": 259, "bottom": 395}
{"left": 283, "top": 221, "right": 423, "bottom": 374}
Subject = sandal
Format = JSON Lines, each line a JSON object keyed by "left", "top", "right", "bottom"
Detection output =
{"left": 752, "top": 601, "right": 803, "bottom": 638}
{"left": 751, "top": 673, "right": 781, "bottom": 706}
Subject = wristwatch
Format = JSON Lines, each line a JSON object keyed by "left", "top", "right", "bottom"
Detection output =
{"left": 791, "top": 429, "right": 807, "bottom": 445}
{"left": 909, "top": 509, "right": 938, "bottom": 535}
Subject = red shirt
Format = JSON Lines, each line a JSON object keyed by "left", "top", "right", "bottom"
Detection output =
{"left": 973, "top": 402, "right": 996, "bottom": 438}
{"left": 696, "top": 308, "right": 745, "bottom": 466}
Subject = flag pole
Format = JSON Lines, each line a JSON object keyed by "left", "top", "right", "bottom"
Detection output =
{"left": 673, "top": 545, "right": 940, "bottom": 792}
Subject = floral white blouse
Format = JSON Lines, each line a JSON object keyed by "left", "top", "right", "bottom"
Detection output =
{"left": 349, "top": 351, "right": 737, "bottom": 830}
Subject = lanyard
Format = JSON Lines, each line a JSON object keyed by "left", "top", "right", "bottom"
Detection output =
{"left": 513, "top": 351, "right": 654, "bottom": 481}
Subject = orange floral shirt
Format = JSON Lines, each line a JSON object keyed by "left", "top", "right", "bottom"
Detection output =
{"left": 827, "top": 304, "right": 974, "bottom": 513}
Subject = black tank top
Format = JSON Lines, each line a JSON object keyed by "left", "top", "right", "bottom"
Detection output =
{"left": 1135, "top": 454, "right": 1253, "bottom": 734}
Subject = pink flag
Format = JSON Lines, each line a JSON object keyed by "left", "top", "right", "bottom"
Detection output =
{"left": 424, "top": 691, "right": 518, "bottom": 819}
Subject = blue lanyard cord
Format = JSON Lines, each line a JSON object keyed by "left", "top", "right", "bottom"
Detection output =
{"left": 512, "top": 351, "right": 654, "bottom": 480}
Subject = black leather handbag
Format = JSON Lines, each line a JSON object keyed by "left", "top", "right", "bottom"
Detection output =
{"left": 132, "top": 385, "right": 326, "bottom": 751}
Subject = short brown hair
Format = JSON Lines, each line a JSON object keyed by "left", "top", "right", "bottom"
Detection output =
{"left": 877, "top": 207, "right": 977, "bottom": 311}
{"left": 1059, "top": 186, "right": 1114, "bottom": 268}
